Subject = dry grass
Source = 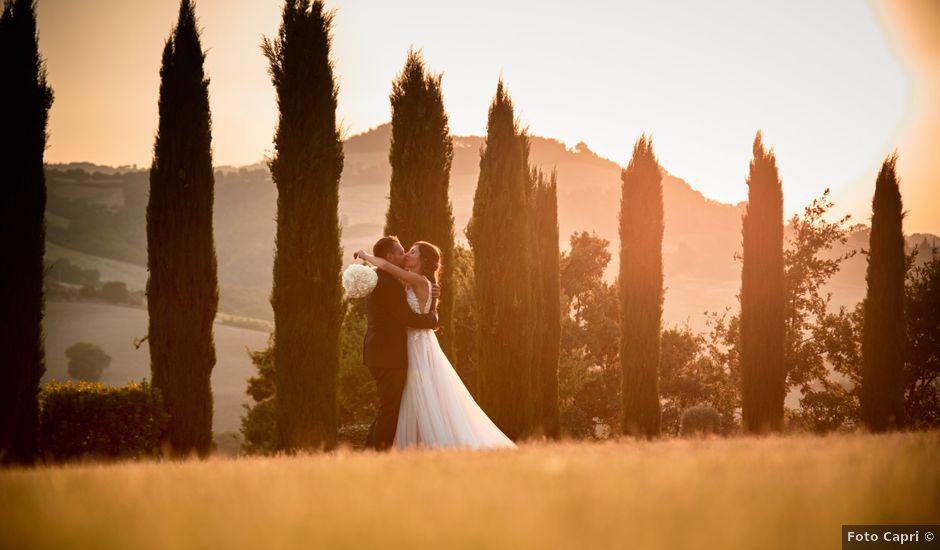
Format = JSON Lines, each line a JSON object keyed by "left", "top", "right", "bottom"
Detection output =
{"left": 2, "top": 431, "right": 937, "bottom": 549}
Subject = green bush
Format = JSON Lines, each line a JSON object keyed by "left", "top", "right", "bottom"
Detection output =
{"left": 679, "top": 405, "right": 722, "bottom": 437}
{"left": 38, "top": 380, "right": 170, "bottom": 463}
{"left": 65, "top": 342, "right": 111, "bottom": 382}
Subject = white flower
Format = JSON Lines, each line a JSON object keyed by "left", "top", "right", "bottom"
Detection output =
{"left": 342, "top": 263, "right": 378, "bottom": 298}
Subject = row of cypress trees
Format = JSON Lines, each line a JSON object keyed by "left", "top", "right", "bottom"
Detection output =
{"left": 736, "top": 135, "right": 908, "bottom": 434}
{"left": 617, "top": 130, "right": 910, "bottom": 437}
{"left": 2, "top": 0, "right": 909, "bottom": 464}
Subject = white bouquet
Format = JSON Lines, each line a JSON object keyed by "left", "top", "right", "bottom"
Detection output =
{"left": 342, "top": 263, "right": 378, "bottom": 298}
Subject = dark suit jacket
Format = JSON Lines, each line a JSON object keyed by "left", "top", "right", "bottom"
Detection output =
{"left": 363, "top": 270, "right": 438, "bottom": 370}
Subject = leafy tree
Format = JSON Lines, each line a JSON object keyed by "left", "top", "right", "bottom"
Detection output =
{"left": 147, "top": 0, "right": 219, "bottom": 458}
{"left": 240, "top": 302, "right": 383, "bottom": 454}
{"left": 659, "top": 325, "right": 736, "bottom": 435}
{"left": 239, "top": 335, "right": 277, "bottom": 455}
{"left": 264, "top": 0, "right": 345, "bottom": 451}
{"left": 66, "top": 342, "right": 112, "bottom": 383}
{"left": 706, "top": 189, "right": 859, "bottom": 433}
{"left": 618, "top": 135, "right": 663, "bottom": 437}
{"left": 384, "top": 49, "right": 456, "bottom": 361}
{"left": 336, "top": 299, "right": 376, "bottom": 427}
{"left": 782, "top": 190, "right": 857, "bottom": 393}
{"left": 100, "top": 281, "right": 130, "bottom": 304}
{"left": 466, "top": 81, "right": 535, "bottom": 439}
{"left": 0, "top": 0, "right": 54, "bottom": 466}
{"left": 558, "top": 232, "right": 619, "bottom": 436}
{"left": 740, "top": 131, "right": 786, "bottom": 433}
{"left": 860, "top": 154, "right": 908, "bottom": 432}
{"left": 903, "top": 251, "right": 940, "bottom": 428}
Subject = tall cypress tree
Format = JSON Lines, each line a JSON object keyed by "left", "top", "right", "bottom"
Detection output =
{"left": 532, "top": 170, "right": 561, "bottom": 438}
{"left": 384, "top": 49, "right": 456, "bottom": 361}
{"left": 0, "top": 0, "right": 53, "bottom": 466}
{"left": 618, "top": 136, "right": 663, "bottom": 438}
{"left": 466, "top": 81, "right": 534, "bottom": 439}
{"left": 861, "top": 154, "right": 908, "bottom": 432}
{"left": 147, "top": 0, "right": 218, "bottom": 458}
{"left": 263, "top": 0, "right": 344, "bottom": 451}
{"left": 740, "top": 131, "right": 786, "bottom": 434}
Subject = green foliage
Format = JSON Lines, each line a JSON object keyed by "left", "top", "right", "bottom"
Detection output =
{"left": 0, "top": 0, "right": 54, "bottom": 465}
{"left": 239, "top": 335, "right": 277, "bottom": 455}
{"left": 337, "top": 300, "right": 376, "bottom": 427}
{"left": 783, "top": 189, "right": 857, "bottom": 392}
{"left": 66, "top": 342, "right": 111, "bottom": 382}
{"left": 264, "top": 0, "right": 345, "bottom": 451}
{"left": 147, "top": 0, "right": 219, "bottom": 458}
{"left": 38, "top": 380, "right": 170, "bottom": 463}
{"left": 861, "top": 154, "right": 908, "bottom": 431}
{"left": 384, "top": 49, "right": 456, "bottom": 360}
{"left": 452, "top": 246, "right": 479, "bottom": 395}
{"left": 903, "top": 251, "right": 940, "bottom": 428}
{"left": 558, "top": 232, "right": 620, "bottom": 437}
{"left": 740, "top": 131, "right": 786, "bottom": 433}
{"left": 660, "top": 325, "right": 736, "bottom": 436}
{"left": 44, "top": 257, "right": 101, "bottom": 287}
{"left": 466, "top": 81, "right": 536, "bottom": 439}
{"left": 707, "top": 189, "right": 863, "bottom": 434}
{"left": 240, "top": 302, "right": 378, "bottom": 455}
{"left": 679, "top": 405, "right": 722, "bottom": 437}
{"left": 618, "top": 135, "right": 664, "bottom": 437}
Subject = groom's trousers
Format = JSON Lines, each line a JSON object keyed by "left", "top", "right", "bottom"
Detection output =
{"left": 364, "top": 365, "right": 408, "bottom": 450}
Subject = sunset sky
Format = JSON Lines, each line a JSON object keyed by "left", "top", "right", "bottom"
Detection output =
{"left": 36, "top": 0, "right": 940, "bottom": 234}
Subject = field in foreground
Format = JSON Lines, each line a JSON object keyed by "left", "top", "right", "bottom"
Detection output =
{"left": 2, "top": 431, "right": 938, "bottom": 549}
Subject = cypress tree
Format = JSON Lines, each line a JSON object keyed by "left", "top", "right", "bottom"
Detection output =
{"left": 740, "top": 131, "right": 786, "bottom": 434}
{"left": 466, "top": 81, "right": 534, "bottom": 439}
{"left": 532, "top": 170, "right": 561, "bottom": 438}
{"left": 0, "top": 0, "right": 53, "bottom": 466}
{"left": 861, "top": 154, "right": 908, "bottom": 432}
{"left": 147, "top": 0, "right": 218, "bottom": 458}
{"left": 384, "top": 49, "right": 456, "bottom": 361}
{"left": 263, "top": 0, "right": 344, "bottom": 451}
{"left": 618, "top": 136, "right": 663, "bottom": 438}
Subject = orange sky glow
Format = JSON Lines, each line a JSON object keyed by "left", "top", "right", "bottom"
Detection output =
{"left": 36, "top": 0, "right": 940, "bottom": 234}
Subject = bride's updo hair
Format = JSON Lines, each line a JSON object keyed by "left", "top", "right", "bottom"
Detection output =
{"left": 415, "top": 240, "right": 442, "bottom": 287}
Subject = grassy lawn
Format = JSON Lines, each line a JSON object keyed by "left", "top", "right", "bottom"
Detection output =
{"left": 2, "top": 430, "right": 937, "bottom": 549}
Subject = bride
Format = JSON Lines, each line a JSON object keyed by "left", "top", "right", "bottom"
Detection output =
{"left": 354, "top": 241, "right": 516, "bottom": 451}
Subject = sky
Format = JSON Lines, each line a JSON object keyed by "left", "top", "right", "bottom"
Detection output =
{"left": 35, "top": 0, "right": 940, "bottom": 234}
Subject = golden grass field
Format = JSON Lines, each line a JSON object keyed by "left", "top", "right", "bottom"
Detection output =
{"left": 2, "top": 430, "right": 938, "bottom": 550}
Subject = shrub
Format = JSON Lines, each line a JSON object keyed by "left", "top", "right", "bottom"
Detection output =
{"left": 337, "top": 423, "right": 370, "bottom": 448}
{"left": 99, "top": 281, "right": 129, "bottom": 303}
{"left": 679, "top": 405, "right": 722, "bottom": 437}
{"left": 38, "top": 380, "right": 170, "bottom": 463}
{"left": 65, "top": 342, "right": 111, "bottom": 382}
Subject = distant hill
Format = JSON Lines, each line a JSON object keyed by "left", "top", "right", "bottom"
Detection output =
{"left": 44, "top": 124, "right": 939, "bottom": 330}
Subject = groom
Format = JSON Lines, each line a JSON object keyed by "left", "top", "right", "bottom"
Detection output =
{"left": 362, "top": 236, "right": 439, "bottom": 450}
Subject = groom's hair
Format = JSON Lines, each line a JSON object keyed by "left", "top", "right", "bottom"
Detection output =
{"left": 373, "top": 235, "right": 401, "bottom": 259}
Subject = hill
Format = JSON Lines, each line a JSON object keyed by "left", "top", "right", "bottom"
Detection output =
{"left": 44, "top": 124, "right": 939, "bottom": 330}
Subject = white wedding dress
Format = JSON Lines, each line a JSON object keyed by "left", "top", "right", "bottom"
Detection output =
{"left": 394, "top": 278, "right": 517, "bottom": 450}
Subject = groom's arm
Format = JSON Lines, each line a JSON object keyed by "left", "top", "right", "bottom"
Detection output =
{"left": 386, "top": 288, "right": 438, "bottom": 329}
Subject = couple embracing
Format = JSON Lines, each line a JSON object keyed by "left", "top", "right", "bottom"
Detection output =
{"left": 355, "top": 236, "right": 516, "bottom": 452}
